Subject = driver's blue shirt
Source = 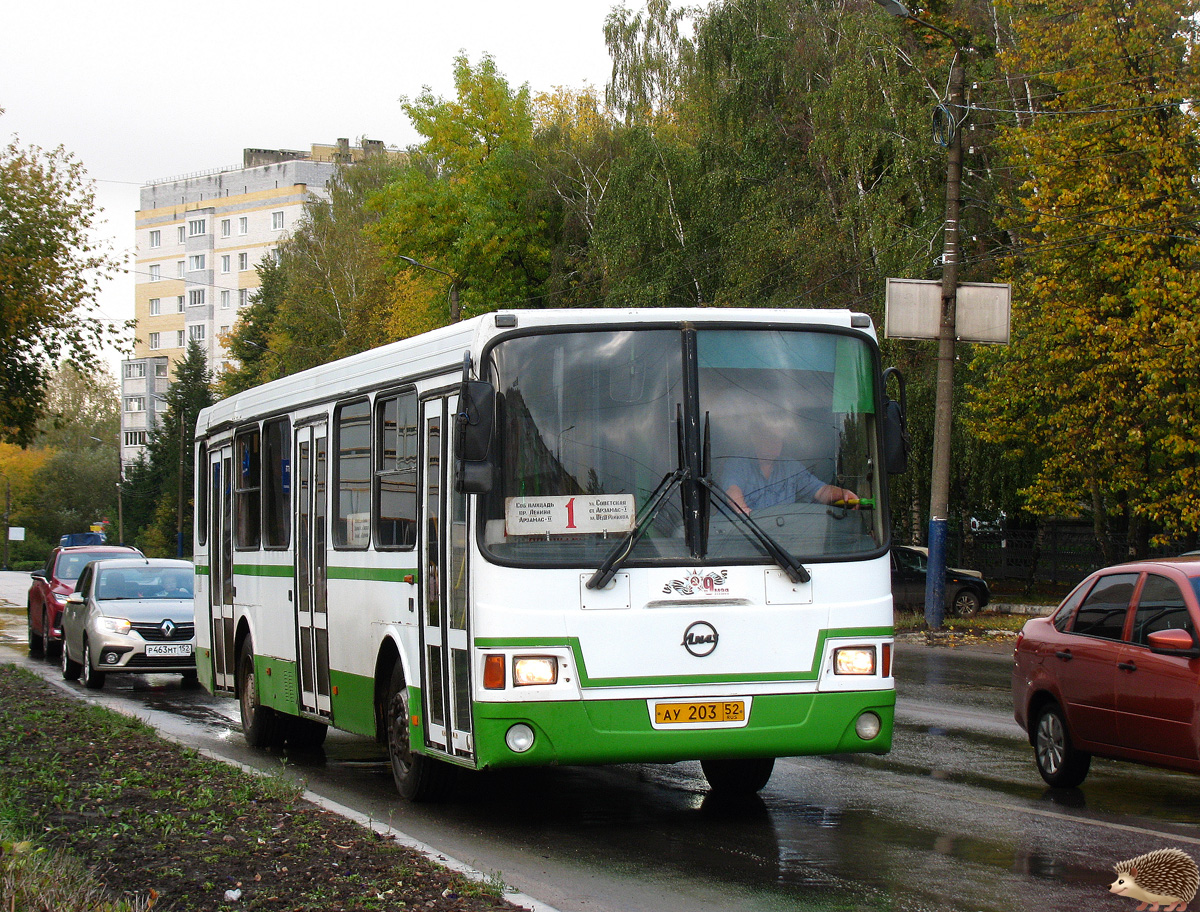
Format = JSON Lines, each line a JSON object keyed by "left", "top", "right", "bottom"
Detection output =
{"left": 721, "top": 457, "right": 825, "bottom": 511}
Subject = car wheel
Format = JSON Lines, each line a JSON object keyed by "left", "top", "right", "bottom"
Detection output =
{"left": 28, "top": 606, "right": 44, "bottom": 657}
{"left": 951, "top": 588, "right": 981, "bottom": 618}
{"left": 238, "top": 643, "right": 282, "bottom": 749}
{"left": 700, "top": 757, "right": 776, "bottom": 795}
{"left": 386, "top": 664, "right": 453, "bottom": 801}
{"left": 1033, "top": 702, "right": 1091, "bottom": 788}
{"left": 80, "top": 637, "right": 106, "bottom": 690}
{"left": 42, "top": 610, "right": 60, "bottom": 660}
{"left": 60, "top": 634, "right": 81, "bottom": 681}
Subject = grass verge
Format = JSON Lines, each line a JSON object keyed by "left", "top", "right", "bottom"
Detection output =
{"left": 0, "top": 664, "right": 518, "bottom": 912}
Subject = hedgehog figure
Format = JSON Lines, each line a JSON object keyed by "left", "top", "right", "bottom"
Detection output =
{"left": 1110, "top": 848, "right": 1200, "bottom": 911}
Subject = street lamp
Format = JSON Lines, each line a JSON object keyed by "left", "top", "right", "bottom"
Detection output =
{"left": 872, "top": 0, "right": 967, "bottom": 628}
{"left": 397, "top": 256, "right": 460, "bottom": 323}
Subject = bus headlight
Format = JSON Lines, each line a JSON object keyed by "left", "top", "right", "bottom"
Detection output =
{"left": 513, "top": 656, "right": 557, "bottom": 686}
{"left": 505, "top": 723, "right": 536, "bottom": 753}
{"left": 833, "top": 646, "right": 876, "bottom": 675}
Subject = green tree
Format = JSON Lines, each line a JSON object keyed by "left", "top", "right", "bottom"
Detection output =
{"left": 218, "top": 257, "right": 285, "bottom": 395}
{"left": 968, "top": 0, "right": 1200, "bottom": 554}
{"left": 374, "top": 55, "right": 557, "bottom": 329}
{"left": 0, "top": 135, "right": 124, "bottom": 446}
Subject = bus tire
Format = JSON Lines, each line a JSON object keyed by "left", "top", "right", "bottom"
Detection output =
{"left": 386, "top": 664, "right": 453, "bottom": 802}
{"left": 700, "top": 757, "right": 775, "bottom": 794}
{"left": 238, "top": 643, "right": 281, "bottom": 749}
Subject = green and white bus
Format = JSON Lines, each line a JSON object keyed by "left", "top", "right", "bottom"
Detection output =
{"left": 193, "top": 308, "right": 908, "bottom": 799}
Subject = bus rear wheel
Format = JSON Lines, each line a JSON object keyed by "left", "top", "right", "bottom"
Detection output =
{"left": 701, "top": 757, "right": 775, "bottom": 795}
{"left": 238, "top": 643, "right": 281, "bottom": 749}
{"left": 386, "top": 665, "right": 452, "bottom": 802}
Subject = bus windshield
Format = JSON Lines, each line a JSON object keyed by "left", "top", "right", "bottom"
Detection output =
{"left": 482, "top": 326, "right": 885, "bottom": 566}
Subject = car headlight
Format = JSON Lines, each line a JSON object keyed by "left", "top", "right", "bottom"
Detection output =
{"left": 833, "top": 646, "right": 876, "bottom": 675}
{"left": 97, "top": 617, "right": 132, "bottom": 635}
{"left": 513, "top": 656, "right": 558, "bottom": 686}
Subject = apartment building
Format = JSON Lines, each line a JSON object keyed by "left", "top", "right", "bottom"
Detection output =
{"left": 120, "top": 139, "right": 387, "bottom": 467}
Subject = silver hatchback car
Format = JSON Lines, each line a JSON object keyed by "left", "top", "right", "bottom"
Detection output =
{"left": 60, "top": 557, "right": 196, "bottom": 690}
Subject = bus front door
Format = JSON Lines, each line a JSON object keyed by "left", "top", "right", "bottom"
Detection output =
{"left": 209, "top": 446, "right": 235, "bottom": 692}
{"left": 420, "top": 395, "right": 475, "bottom": 761}
{"left": 295, "top": 423, "right": 332, "bottom": 719}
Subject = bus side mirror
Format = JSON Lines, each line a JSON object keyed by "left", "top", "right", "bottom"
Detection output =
{"left": 456, "top": 379, "right": 496, "bottom": 494}
{"left": 882, "top": 367, "right": 910, "bottom": 475}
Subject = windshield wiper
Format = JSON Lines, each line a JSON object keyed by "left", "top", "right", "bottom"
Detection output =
{"left": 586, "top": 468, "right": 688, "bottom": 590}
{"left": 696, "top": 476, "right": 811, "bottom": 584}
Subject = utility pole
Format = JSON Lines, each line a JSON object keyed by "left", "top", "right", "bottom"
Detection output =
{"left": 2, "top": 473, "right": 9, "bottom": 571}
{"left": 873, "top": 0, "right": 967, "bottom": 628}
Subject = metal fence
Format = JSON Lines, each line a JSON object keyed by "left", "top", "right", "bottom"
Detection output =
{"left": 950, "top": 525, "right": 1188, "bottom": 592}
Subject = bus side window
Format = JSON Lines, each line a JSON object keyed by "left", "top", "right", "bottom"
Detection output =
{"left": 263, "top": 417, "right": 291, "bottom": 549}
{"left": 375, "top": 391, "right": 418, "bottom": 549}
{"left": 235, "top": 427, "right": 261, "bottom": 549}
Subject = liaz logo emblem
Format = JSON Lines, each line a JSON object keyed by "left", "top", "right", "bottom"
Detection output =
{"left": 662, "top": 569, "right": 730, "bottom": 597}
{"left": 682, "top": 621, "right": 719, "bottom": 657}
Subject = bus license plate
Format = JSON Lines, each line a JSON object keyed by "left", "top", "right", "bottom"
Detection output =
{"left": 145, "top": 644, "right": 193, "bottom": 657}
{"left": 654, "top": 701, "right": 745, "bottom": 725}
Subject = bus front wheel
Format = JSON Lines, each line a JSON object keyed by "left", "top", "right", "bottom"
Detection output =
{"left": 701, "top": 757, "right": 775, "bottom": 795}
{"left": 386, "top": 665, "right": 453, "bottom": 802}
{"left": 238, "top": 644, "right": 281, "bottom": 749}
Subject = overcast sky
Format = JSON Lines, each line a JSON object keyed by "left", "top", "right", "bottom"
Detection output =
{"left": 1, "top": 0, "right": 622, "bottom": 375}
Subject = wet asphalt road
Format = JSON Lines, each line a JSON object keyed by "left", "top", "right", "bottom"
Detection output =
{"left": 2, "top": 570, "right": 1198, "bottom": 912}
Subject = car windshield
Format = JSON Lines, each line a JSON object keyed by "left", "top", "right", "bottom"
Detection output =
{"left": 56, "top": 551, "right": 127, "bottom": 581}
{"left": 481, "top": 326, "right": 885, "bottom": 566}
{"left": 96, "top": 568, "right": 194, "bottom": 600}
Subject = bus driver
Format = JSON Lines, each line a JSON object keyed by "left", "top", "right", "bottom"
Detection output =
{"left": 723, "top": 422, "right": 859, "bottom": 514}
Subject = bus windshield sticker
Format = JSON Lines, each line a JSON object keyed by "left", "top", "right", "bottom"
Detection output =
{"left": 505, "top": 495, "right": 636, "bottom": 536}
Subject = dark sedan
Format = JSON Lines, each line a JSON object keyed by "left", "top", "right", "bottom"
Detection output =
{"left": 1012, "top": 558, "right": 1200, "bottom": 787}
{"left": 891, "top": 544, "right": 991, "bottom": 617}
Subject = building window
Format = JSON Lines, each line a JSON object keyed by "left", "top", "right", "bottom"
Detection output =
{"left": 177, "top": 226, "right": 186, "bottom": 244}
{"left": 188, "top": 289, "right": 206, "bottom": 307}
{"left": 220, "top": 254, "right": 231, "bottom": 273}
{"left": 125, "top": 397, "right": 145, "bottom": 412}
{"left": 272, "top": 211, "right": 285, "bottom": 231}
{"left": 220, "top": 290, "right": 231, "bottom": 309}
{"left": 149, "top": 333, "right": 161, "bottom": 350}
{"left": 123, "top": 362, "right": 146, "bottom": 379}
{"left": 239, "top": 289, "right": 250, "bottom": 308}
{"left": 375, "top": 391, "right": 418, "bottom": 549}
{"left": 188, "top": 218, "right": 206, "bottom": 237}
{"left": 124, "top": 431, "right": 148, "bottom": 447}
{"left": 156, "top": 363, "right": 169, "bottom": 378}
{"left": 220, "top": 219, "right": 231, "bottom": 238}
{"left": 188, "top": 254, "right": 206, "bottom": 271}
{"left": 149, "top": 230, "right": 161, "bottom": 248}
{"left": 148, "top": 264, "right": 160, "bottom": 282}
{"left": 176, "top": 295, "right": 185, "bottom": 312}
{"left": 176, "top": 261, "right": 185, "bottom": 278}
{"left": 238, "top": 217, "right": 248, "bottom": 235}
{"left": 238, "top": 252, "right": 249, "bottom": 271}
{"left": 176, "top": 330, "right": 185, "bottom": 347}
{"left": 188, "top": 324, "right": 206, "bottom": 342}
{"left": 149, "top": 298, "right": 161, "bottom": 315}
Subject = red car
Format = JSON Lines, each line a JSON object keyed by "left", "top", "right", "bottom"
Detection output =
{"left": 1012, "top": 558, "right": 1200, "bottom": 787}
{"left": 27, "top": 545, "right": 143, "bottom": 658}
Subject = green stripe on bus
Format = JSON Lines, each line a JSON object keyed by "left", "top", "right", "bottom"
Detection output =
{"left": 326, "top": 566, "right": 419, "bottom": 583}
{"left": 474, "top": 626, "right": 893, "bottom": 688}
{"left": 226, "top": 565, "right": 418, "bottom": 582}
{"left": 233, "top": 564, "right": 294, "bottom": 578}
{"left": 195, "top": 565, "right": 209, "bottom": 575}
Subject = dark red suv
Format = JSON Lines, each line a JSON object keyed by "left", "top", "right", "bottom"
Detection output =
{"left": 1012, "top": 558, "right": 1200, "bottom": 787}
{"left": 27, "top": 545, "right": 143, "bottom": 658}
